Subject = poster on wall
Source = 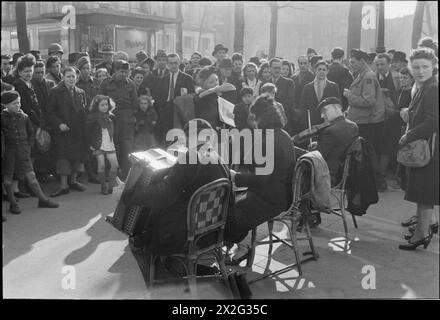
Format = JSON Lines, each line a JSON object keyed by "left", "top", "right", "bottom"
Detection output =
{"left": 115, "top": 28, "right": 149, "bottom": 60}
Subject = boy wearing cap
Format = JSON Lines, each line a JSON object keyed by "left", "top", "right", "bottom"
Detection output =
{"left": 1, "top": 91, "right": 59, "bottom": 214}
{"left": 212, "top": 44, "right": 228, "bottom": 69}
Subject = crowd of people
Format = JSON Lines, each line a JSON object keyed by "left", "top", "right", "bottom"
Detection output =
{"left": 1, "top": 36, "right": 438, "bottom": 271}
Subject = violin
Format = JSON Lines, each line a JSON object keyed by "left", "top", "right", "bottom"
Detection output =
{"left": 292, "top": 121, "right": 332, "bottom": 144}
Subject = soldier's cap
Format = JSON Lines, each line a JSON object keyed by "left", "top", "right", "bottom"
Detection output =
{"left": 76, "top": 56, "right": 91, "bottom": 70}
{"left": 307, "top": 48, "right": 317, "bottom": 55}
{"left": 350, "top": 49, "right": 369, "bottom": 61}
{"left": 392, "top": 51, "right": 407, "bottom": 63}
{"left": 114, "top": 59, "right": 130, "bottom": 71}
{"left": 1, "top": 90, "right": 20, "bottom": 105}
{"left": 218, "top": 58, "right": 233, "bottom": 69}
{"left": 135, "top": 50, "right": 148, "bottom": 62}
{"left": 318, "top": 97, "right": 342, "bottom": 112}
{"left": 212, "top": 44, "right": 228, "bottom": 57}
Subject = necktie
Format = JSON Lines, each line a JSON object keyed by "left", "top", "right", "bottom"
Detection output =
{"left": 317, "top": 81, "right": 323, "bottom": 101}
{"left": 70, "top": 87, "right": 75, "bottom": 101}
{"left": 168, "top": 73, "right": 175, "bottom": 102}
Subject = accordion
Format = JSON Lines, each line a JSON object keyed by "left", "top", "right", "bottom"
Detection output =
{"left": 106, "top": 149, "right": 177, "bottom": 236}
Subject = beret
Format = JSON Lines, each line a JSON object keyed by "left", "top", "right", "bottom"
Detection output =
{"left": 1, "top": 90, "right": 20, "bottom": 105}
{"left": 318, "top": 97, "right": 342, "bottom": 112}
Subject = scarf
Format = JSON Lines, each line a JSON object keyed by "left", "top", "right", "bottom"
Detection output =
{"left": 87, "top": 112, "right": 114, "bottom": 141}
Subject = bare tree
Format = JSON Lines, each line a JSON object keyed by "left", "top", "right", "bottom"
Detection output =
{"left": 176, "top": 2, "right": 183, "bottom": 57}
{"left": 412, "top": 1, "right": 426, "bottom": 48}
{"left": 346, "top": 1, "right": 363, "bottom": 53}
{"left": 16, "top": 1, "right": 30, "bottom": 53}
{"left": 233, "top": 1, "right": 245, "bottom": 53}
{"left": 197, "top": 6, "right": 208, "bottom": 52}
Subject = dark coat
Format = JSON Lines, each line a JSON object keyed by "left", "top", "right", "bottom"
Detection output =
{"left": 84, "top": 113, "right": 116, "bottom": 151}
{"left": 94, "top": 61, "right": 115, "bottom": 76}
{"left": 47, "top": 82, "right": 87, "bottom": 161}
{"left": 1, "top": 109, "right": 35, "bottom": 146}
{"left": 317, "top": 116, "right": 359, "bottom": 185}
{"left": 225, "top": 129, "right": 296, "bottom": 243}
{"left": 404, "top": 77, "right": 439, "bottom": 205}
{"left": 133, "top": 109, "right": 158, "bottom": 151}
{"left": 377, "top": 71, "right": 399, "bottom": 107}
{"left": 13, "top": 78, "right": 45, "bottom": 129}
{"left": 233, "top": 102, "right": 251, "bottom": 131}
{"left": 273, "top": 76, "right": 296, "bottom": 133}
{"left": 293, "top": 71, "right": 315, "bottom": 107}
{"left": 194, "top": 91, "right": 222, "bottom": 129}
{"left": 98, "top": 75, "right": 138, "bottom": 113}
{"left": 127, "top": 150, "right": 231, "bottom": 255}
{"left": 31, "top": 78, "right": 55, "bottom": 119}
{"left": 151, "top": 68, "right": 169, "bottom": 79}
{"left": 346, "top": 137, "right": 379, "bottom": 216}
{"left": 219, "top": 74, "right": 243, "bottom": 105}
{"left": 327, "top": 62, "right": 353, "bottom": 110}
{"left": 299, "top": 79, "right": 341, "bottom": 127}
{"left": 76, "top": 76, "right": 100, "bottom": 108}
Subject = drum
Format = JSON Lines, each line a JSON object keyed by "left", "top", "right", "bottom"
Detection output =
{"left": 106, "top": 149, "right": 177, "bottom": 236}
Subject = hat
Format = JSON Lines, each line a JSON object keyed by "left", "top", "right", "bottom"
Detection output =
{"left": 350, "top": 49, "right": 369, "bottom": 61}
{"left": 10, "top": 53, "right": 24, "bottom": 65}
{"left": 318, "top": 97, "right": 342, "bottom": 112}
{"left": 1, "top": 90, "right": 20, "bottom": 105}
{"left": 136, "top": 50, "right": 148, "bottom": 62}
{"left": 48, "top": 43, "right": 63, "bottom": 55}
{"left": 199, "top": 57, "right": 212, "bottom": 67}
{"left": 331, "top": 47, "right": 345, "bottom": 59}
{"left": 392, "top": 51, "right": 407, "bottom": 63}
{"left": 76, "top": 56, "right": 91, "bottom": 70}
{"left": 1, "top": 54, "right": 11, "bottom": 60}
{"left": 68, "top": 52, "right": 80, "bottom": 65}
{"left": 212, "top": 44, "right": 228, "bottom": 57}
{"left": 249, "top": 56, "right": 260, "bottom": 66}
{"left": 139, "top": 57, "right": 155, "bottom": 70}
{"left": 114, "top": 60, "right": 130, "bottom": 71}
{"left": 154, "top": 49, "right": 167, "bottom": 59}
{"left": 100, "top": 44, "right": 115, "bottom": 54}
{"left": 218, "top": 58, "right": 233, "bottom": 69}
{"left": 191, "top": 51, "right": 202, "bottom": 58}
{"left": 28, "top": 50, "right": 41, "bottom": 60}
{"left": 307, "top": 48, "right": 317, "bottom": 55}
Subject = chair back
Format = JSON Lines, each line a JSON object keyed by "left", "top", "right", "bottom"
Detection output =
{"left": 186, "top": 178, "right": 231, "bottom": 248}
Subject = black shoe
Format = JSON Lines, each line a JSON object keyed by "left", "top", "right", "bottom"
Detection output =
{"left": 408, "top": 222, "right": 438, "bottom": 234}
{"left": 404, "top": 232, "right": 414, "bottom": 241}
{"left": 9, "top": 203, "right": 21, "bottom": 214}
{"left": 38, "top": 198, "right": 60, "bottom": 208}
{"left": 402, "top": 215, "right": 418, "bottom": 227}
{"left": 88, "top": 177, "right": 101, "bottom": 184}
{"left": 14, "top": 191, "right": 30, "bottom": 198}
{"left": 50, "top": 187, "right": 70, "bottom": 197}
{"left": 399, "top": 232, "right": 433, "bottom": 250}
{"left": 69, "top": 182, "right": 86, "bottom": 192}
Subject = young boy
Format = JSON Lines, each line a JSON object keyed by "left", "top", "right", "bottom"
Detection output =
{"left": 134, "top": 94, "right": 158, "bottom": 152}
{"left": 1, "top": 90, "right": 59, "bottom": 214}
{"left": 260, "top": 83, "right": 288, "bottom": 128}
{"left": 233, "top": 87, "right": 254, "bottom": 131}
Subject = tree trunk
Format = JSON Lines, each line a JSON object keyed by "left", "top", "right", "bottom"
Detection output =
{"left": 176, "top": 2, "right": 183, "bottom": 57}
{"left": 16, "top": 2, "right": 30, "bottom": 53}
{"left": 269, "top": 2, "right": 278, "bottom": 59}
{"left": 197, "top": 6, "right": 207, "bottom": 52}
{"left": 412, "top": 1, "right": 426, "bottom": 48}
{"left": 233, "top": 2, "right": 245, "bottom": 53}
{"left": 346, "top": 1, "right": 363, "bottom": 53}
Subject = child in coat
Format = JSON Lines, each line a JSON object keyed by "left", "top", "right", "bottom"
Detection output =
{"left": 134, "top": 94, "right": 158, "bottom": 152}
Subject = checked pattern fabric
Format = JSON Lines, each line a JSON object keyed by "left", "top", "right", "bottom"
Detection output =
{"left": 193, "top": 187, "right": 226, "bottom": 231}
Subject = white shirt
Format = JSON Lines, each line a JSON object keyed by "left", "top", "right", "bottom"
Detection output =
{"left": 313, "top": 78, "right": 327, "bottom": 101}
{"left": 100, "top": 128, "right": 115, "bottom": 152}
{"left": 168, "top": 71, "right": 179, "bottom": 101}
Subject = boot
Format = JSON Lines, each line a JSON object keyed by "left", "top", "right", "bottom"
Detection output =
{"left": 107, "top": 170, "right": 118, "bottom": 194}
{"left": 5, "top": 185, "right": 21, "bottom": 214}
{"left": 98, "top": 172, "right": 108, "bottom": 195}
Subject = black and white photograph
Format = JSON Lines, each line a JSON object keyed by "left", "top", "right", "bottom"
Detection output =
{"left": 1, "top": 0, "right": 439, "bottom": 307}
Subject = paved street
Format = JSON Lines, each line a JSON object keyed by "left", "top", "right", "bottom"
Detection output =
{"left": 3, "top": 181, "right": 439, "bottom": 299}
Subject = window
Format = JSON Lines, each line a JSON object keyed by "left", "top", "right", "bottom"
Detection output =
{"left": 165, "top": 34, "right": 174, "bottom": 52}
{"left": 38, "top": 30, "right": 61, "bottom": 55}
{"left": 200, "top": 38, "right": 210, "bottom": 51}
{"left": 183, "top": 36, "right": 192, "bottom": 50}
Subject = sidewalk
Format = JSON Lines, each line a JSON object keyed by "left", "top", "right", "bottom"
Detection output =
{"left": 2, "top": 182, "right": 439, "bottom": 299}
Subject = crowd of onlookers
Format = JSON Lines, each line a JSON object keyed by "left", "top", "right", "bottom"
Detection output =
{"left": 1, "top": 36, "right": 438, "bottom": 252}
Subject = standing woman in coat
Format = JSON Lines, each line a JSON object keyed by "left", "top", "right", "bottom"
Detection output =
{"left": 47, "top": 66, "right": 88, "bottom": 197}
{"left": 398, "top": 48, "right": 439, "bottom": 250}
{"left": 45, "top": 56, "right": 62, "bottom": 85}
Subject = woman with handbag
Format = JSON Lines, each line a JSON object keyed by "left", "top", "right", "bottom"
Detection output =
{"left": 397, "top": 48, "right": 439, "bottom": 250}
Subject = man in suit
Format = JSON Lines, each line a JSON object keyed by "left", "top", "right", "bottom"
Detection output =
{"left": 151, "top": 50, "right": 169, "bottom": 79}
{"left": 327, "top": 47, "right": 353, "bottom": 111}
{"left": 1, "top": 54, "right": 12, "bottom": 81}
{"left": 315, "top": 97, "right": 359, "bottom": 186}
{"left": 212, "top": 44, "right": 228, "bottom": 70}
{"left": 300, "top": 60, "right": 341, "bottom": 129}
{"left": 269, "top": 57, "right": 296, "bottom": 135}
{"left": 94, "top": 44, "right": 115, "bottom": 76}
{"left": 217, "top": 58, "right": 241, "bottom": 104}
{"left": 156, "top": 53, "right": 195, "bottom": 146}
{"left": 293, "top": 56, "right": 315, "bottom": 111}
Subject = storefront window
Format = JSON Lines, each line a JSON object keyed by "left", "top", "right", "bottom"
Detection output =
{"left": 115, "top": 28, "right": 149, "bottom": 61}
{"left": 38, "top": 30, "right": 61, "bottom": 56}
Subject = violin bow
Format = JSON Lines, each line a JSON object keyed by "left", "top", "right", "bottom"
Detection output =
{"left": 307, "top": 109, "right": 313, "bottom": 148}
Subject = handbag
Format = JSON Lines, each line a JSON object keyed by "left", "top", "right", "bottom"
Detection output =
{"left": 397, "top": 133, "right": 436, "bottom": 168}
{"left": 35, "top": 128, "right": 51, "bottom": 153}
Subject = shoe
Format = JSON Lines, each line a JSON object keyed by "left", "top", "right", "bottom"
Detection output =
{"left": 14, "top": 191, "right": 30, "bottom": 198}
{"left": 309, "top": 211, "right": 321, "bottom": 228}
{"left": 88, "top": 177, "right": 101, "bottom": 184}
{"left": 402, "top": 215, "right": 418, "bottom": 227}
{"left": 50, "top": 187, "right": 70, "bottom": 197}
{"left": 9, "top": 203, "right": 21, "bottom": 214}
{"left": 38, "top": 198, "right": 60, "bottom": 208}
{"left": 408, "top": 222, "right": 438, "bottom": 234}
{"left": 69, "top": 182, "right": 86, "bottom": 192}
{"left": 399, "top": 232, "right": 433, "bottom": 250}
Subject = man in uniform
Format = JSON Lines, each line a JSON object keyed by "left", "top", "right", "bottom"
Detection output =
{"left": 95, "top": 44, "right": 115, "bottom": 76}
{"left": 344, "top": 49, "right": 386, "bottom": 190}
{"left": 98, "top": 60, "right": 138, "bottom": 180}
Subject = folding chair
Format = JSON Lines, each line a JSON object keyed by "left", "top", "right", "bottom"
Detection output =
{"left": 328, "top": 137, "right": 361, "bottom": 239}
{"left": 246, "top": 159, "right": 319, "bottom": 284}
{"left": 141, "top": 178, "right": 232, "bottom": 297}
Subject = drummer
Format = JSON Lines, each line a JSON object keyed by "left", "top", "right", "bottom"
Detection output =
{"left": 314, "top": 97, "right": 358, "bottom": 185}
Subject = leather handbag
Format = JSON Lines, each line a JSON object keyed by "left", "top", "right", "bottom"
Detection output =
{"left": 397, "top": 133, "right": 436, "bottom": 168}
